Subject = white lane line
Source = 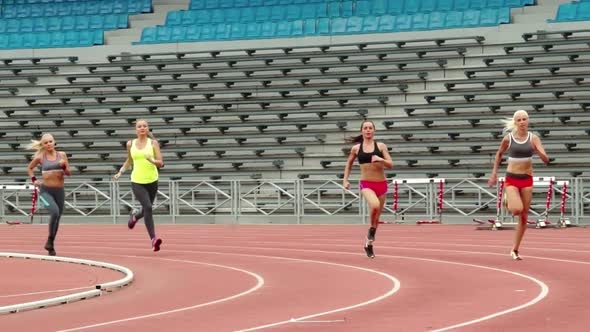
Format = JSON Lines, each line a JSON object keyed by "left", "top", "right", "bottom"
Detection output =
{"left": 56, "top": 257, "right": 264, "bottom": 332}
{"left": 0, "top": 286, "right": 89, "bottom": 298}
{"left": 51, "top": 249, "right": 399, "bottom": 332}
{"left": 47, "top": 245, "right": 545, "bottom": 332}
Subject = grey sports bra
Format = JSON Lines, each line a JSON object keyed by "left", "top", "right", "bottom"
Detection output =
{"left": 40, "top": 153, "right": 62, "bottom": 172}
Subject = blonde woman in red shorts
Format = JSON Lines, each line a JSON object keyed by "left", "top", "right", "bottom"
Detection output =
{"left": 488, "top": 110, "right": 550, "bottom": 260}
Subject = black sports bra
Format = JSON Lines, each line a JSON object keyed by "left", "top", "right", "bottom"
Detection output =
{"left": 358, "top": 141, "right": 384, "bottom": 164}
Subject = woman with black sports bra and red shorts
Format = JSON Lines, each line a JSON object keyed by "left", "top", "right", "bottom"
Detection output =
{"left": 488, "top": 110, "right": 550, "bottom": 260}
{"left": 343, "top": 120, "right": 393, "bottom": 258}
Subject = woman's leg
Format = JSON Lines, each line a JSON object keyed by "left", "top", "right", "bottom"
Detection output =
{"left": 39, "top": 188, "right": 64, "bottom": 256}
{"left": 131, "top": 183, "right": 156, "bottom": 240}
{"left": 361, "top": 189, "right": 381, "bottom": 258}
{"left": 513, "top": 187, "right": 533, "bottom": 255}
{"left": 505, "top": 185, "right": 525, "bottom": 259}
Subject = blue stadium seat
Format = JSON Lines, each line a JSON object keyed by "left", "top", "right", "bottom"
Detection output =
{"left": 261, "top": 21, "right": 276, "bottom": 37}
{"left": 480, "top": 8, "right": 499, "bottom": 25}
{"left": 291, "top": 19, "right": 304, "bottom": 36}
{"left": 362, "top": 15, "right": 379, "bottom": 32}
{"left": 223, "top": 8, "right": 239, "bottom": 23}
{"left": 170, "top": 25, "right": 186, "bottom": 40}
{"left": 62, "top": 16, "right": 76, "bottom": 30}
{"left": 215, "top": 23, "right": 231, "bottom": 39}
{"left": 184, "top": 25, "right": 199, "bottom": 40}
{"left": 230, "top": 23, "right": 246, "bottom": 39}
{"left": 462, "top": 9, "right": 481, "bottom": 26}
{"left": 378, "top": 14, "right": 395, "bottom": 32}
{"left": 404, "top": 0, "right": 420, "bottom": 14}
{"left": 167, "top": 11, "right": 182, "bottom": 25}
{"left": 355, "top": 0, "right": 371, "bottom": 16}
{"left": 113, "top": 0, "right": 129, "bottom": 14}
{"left": 372, "top": 0, "right": 387, "bottom": 15}
{"left": 421, "top": 0, "right": 436, "bottom": 12}
{"left": 233, "top": 0, "right": 248, "bottom": 8}
{"left": 331, "top": 17, "right": 346, "bottom": 33}
{"left": 75, "top": 16, "right": 90, "bottom": 30}
{"left": 286, "top": 4, "right": 302, "bottom": 20}
{"left": 219, "top": 0, "right": 234, "bottom": 8}
{"left": 341, "top": 1, "right": 354, "bottom": 17}
{"left": 317, "top": 17, "right": 330, "bottom": 34}
{"left": 181, "top": 10, "right": 197, "bottom": 25}
{"left": 270, "top": 6, "right": 286, "bottom": 21}
{"left": 47, "top": 17, "right": 61, "bottom": 31}
{"left": 32, "top": 17, "right": 47, "bottom": 32}
{"left": 205, "top": 0, "right": 220, "bottom": 9}
{"left": 396, "top": 14, "right": 412, "bottom": 30}
{"left": 199, "top": 25, "right": 215, "bottom": 40}
{"left": 387, "top": 0, "right": 404, "bottom": 15}
{"left": 429, "top": 11, "right": 446, "bottom": 29}
{"left": 6, "top": 18, "right": 20, "bottom": 33}
{"left": 346, "top": 16, "right": 363, "bottom": 33}
{"left": 454, "top": 0, "right": 469, "bottom": 11}
{"left": 255, "top": 6, "right": 271, "bottom": 22}
{"left": 445, "top": 11, "right": 463, "bottom": 28}
{"left": 156, "top": 26, "right": 172, "bottom": 42}
{"left": 245, "top": 22, "right": 261, "bottom": 38}
{"left": 412, "top": 12, "right": 429, "bottom": 30}
{"left": 275, "top": 21, "right": 291, "bottom": 37}
{"left": 22, "top": 33, "right": 36, "bottom": 47}
{"left": 437, "top": 0, "right": 453, "bottom": 12}
{"left": 140, "top": 26, "right": 157, "bottom": 43}
{"left": 211, "top": 9, "right": 226, "bottom": 23}
{"left": 303, "top": 18, "right": 316, "bottom": 35}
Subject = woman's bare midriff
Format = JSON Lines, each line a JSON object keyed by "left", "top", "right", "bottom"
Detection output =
{"left": 360, "top": 163, "right": 387, "bottom": 181}
{"left": 42, "top": 171, "right": 65, "bottom": 188}
{"left": 506, "top": 160, "right": 533, "bottom": 176}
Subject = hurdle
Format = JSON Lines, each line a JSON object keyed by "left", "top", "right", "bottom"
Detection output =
{"left": 474, "top": 177, "right": 570, "bottom": 230}
{"left": 535, "top": 178, "right": 572, "bottom": 228}
{"left": 380, "top": 178, "right": 445, "bottom": 224}
{"left": 473, "top": 179, "right": 505, "bottom": 230}
{"left": 1, "top": 184, "right": 38, "bottom": 225}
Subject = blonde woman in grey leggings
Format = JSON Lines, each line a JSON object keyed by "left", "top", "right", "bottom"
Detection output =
{"left": 27, "top": 134, "right": 71, "bottom": 256}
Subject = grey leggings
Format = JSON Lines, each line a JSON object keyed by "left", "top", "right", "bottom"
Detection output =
{"left": 132, "top": 181, "right": 158, "bottom": 240}
{"left": 39, "top": 186, "right": 65, "bottom": 240}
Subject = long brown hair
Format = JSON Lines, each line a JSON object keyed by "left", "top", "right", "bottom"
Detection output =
{"left": 345, "top": 120, "right": 375, "bottom": 144}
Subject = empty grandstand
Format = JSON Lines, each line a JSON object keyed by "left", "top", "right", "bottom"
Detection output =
{"left": 0, "top": 0, "right": 588, "bottom": 224}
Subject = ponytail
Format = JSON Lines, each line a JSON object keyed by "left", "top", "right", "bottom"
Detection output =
{"left": 345, "top": 135, "right": 363, "bottom": 144}
{"left": 26, "top": 139, "right": 43, "bottom": 152}
{"left": 26, "top": 133, "right": 53, "bottom": 156}
{"left": 345, "top": 120, "right": 375, "bottom": 144}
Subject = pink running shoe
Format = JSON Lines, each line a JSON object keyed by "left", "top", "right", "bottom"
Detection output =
{"left": 128, "top": 213, "right": 137, "bottom": 230}
{"left": 152, "top": 237, "right": 162, "bottom": 252}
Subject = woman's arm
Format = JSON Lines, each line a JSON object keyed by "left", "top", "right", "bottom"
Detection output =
{"left": 27, "top": 156, "right": 41, "bottom": 186}
{"left": 146, "top": 140, "right": 164, "bottom": 168}
{"left": 532, "top": 134, "right": 550, "bottom": 164}
{"left": 113, "top": 141, "right": 133, "bottom": 180}
{"left": 488, "top": 136, "right": 509, "bottom": 187}
{"left": 342, "top": 145, "right": 359, "bottom": 189}
{"left": 372, "top": 142, "right": 393, "bottom": 169}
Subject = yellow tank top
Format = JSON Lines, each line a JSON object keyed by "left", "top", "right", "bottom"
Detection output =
{"left": 130, "top": 138, "right": 158, "bottom": 184}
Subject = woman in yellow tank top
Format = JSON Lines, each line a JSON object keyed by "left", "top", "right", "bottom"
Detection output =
{"left": 114, "top": 119, "right": 164, "bottom": 252}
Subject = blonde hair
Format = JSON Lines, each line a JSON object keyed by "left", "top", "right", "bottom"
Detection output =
{"left": 502, "top": 110, "right": 528, "bottom": 134}
{"left": 136, "top": 119, "right": 156, "bottom": 140}
{"left": 26, "top": 133, "right": 54, "bottom": 156}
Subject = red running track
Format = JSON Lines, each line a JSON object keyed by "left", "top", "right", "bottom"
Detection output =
{"left": 1, "top": 223, "right": 589, "bottom": 332}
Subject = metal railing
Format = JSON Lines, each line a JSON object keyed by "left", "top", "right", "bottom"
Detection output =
{"left": 1, "top": 177, "right": 588, "bottom": 224}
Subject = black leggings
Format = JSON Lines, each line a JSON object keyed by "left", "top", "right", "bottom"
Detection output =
{"left": 39, "top": 186, "right": 65, "bottom": 240}
{"left": 132, "top": 181, "right": 158, "bottom": 240}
